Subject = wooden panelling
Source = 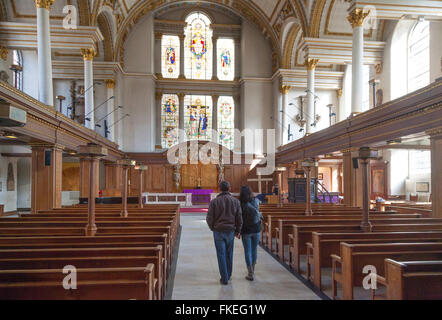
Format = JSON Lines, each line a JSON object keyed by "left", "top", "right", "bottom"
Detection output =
{"left": 62, "top": 162, "right": 80, "bottom": 191}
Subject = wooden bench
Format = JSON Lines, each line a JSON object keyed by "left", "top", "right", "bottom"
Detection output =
{"left": 331, "top": 242, "right": 442, "bottom": 300}
{"left": 0, "top": 266, "right": 156, "bottom": 300}
{"left": 306, "top": 231, "right": 442, "bottom": 289}
{"left": 0, "top": 246, "right": 164, "bottom": 299}
{"left": 375, "top": 259, "right": 442, "bottom": 300}
{"left": 289, "top": 223, "right": 442, "bottom": 272}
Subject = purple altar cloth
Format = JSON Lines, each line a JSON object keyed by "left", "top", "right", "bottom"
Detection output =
{"left": 183, "top": 189, "right": 214, "bottom": 195}
{"left": 183, "top": 189, "right": 214, "bottom": 204}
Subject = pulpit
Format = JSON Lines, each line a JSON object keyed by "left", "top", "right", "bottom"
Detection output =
{"left": 288, "top": 170, "right": 318, "bottom": 203}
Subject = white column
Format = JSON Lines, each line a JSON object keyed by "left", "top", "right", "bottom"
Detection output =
{"left": 35, "top": 0, "right": 55, "bottom": 106}
{"left": 280, "top": 86, "right": 290, "bottom": 145}
{"left": 212, "top": 95, "right": 219, "bottom": 137}
{"left": 212, "top": 36, "right": 218, "bottom": 81}
{"left": 347, "top": 9, "right": 369, "bottom": 115}
{"left": 154, "top": 32, "right": 162, "bottom": 76}
{"left": 233, "top": 93, "right": 241, "bottom": 152}
{"left": 155, "top": 91, "right": 162, "bottom": 149}
{"left": 105, "top": 79, "right": 116, "bottom": 142}
{"left": 178, "top": 93, "right": 185, "bottom": 142}
{"left": 179, "top": 35, "right": 186, "bottom": 80}
{"left": 81, "top": 48, "right": 95, "bottom": 130}
{"left": 306, "top": 59, "right": 319, "bottom": 135}
{"left": 336, "top": 88, "right": 344, "bottom": 123}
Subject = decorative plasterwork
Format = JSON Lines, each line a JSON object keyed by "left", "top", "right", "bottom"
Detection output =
{"left": 349, "top": 0, "right": 442, "bottom": 21}
{"left": 347, "top": 8, "right": 370, "bottom": 28}
{"left": 51, "top": 60, "right": 116, "bottom": 80}
{"left": 35, "top": 0, "right": 55, "bottom": 10}
{"left": 0, "top": 22, "right": 103, "bottom": 52}
{"left": 300, "top": 37, "right": 385, "bottom": 65}
{"left": 277, "top": 68, "right": 344, "bottom": 90}
{"left": 0, "top": 46, "right": 8, "bottom": 60}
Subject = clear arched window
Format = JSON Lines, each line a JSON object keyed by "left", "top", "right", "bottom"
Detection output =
{"left": 408, "top": 21, "right": 430, "bottom": 93}
{"left": 218, "top": 96, "right": 235, "bottom": 149}
{"left": 184, "top": 12, "right": 213, "bottom": 80}
{"left": 217, "top": 38, "right": 235, "bottom": 81}
{"left": 12, "top": 50, "right": 23, "bottom": 90}
{"left": 362, "top": 64, "right": 370, "bottom": 111}
{"left": 161, "top": 94, "right": 179, "bottom": 148}
{"left": 161, "top": 35, "right": 180, "bottom": 79}
{"left": 184, "top": 95, "right": 213, "bottom": 141}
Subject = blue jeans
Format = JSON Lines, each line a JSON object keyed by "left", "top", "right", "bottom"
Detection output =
{"left": 241, "top": 232, "right": 260, "bottom": 267}
{"left": 213, "top": 231, "right": 235, "bottom": 283}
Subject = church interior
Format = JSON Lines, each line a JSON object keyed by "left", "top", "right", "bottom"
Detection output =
{"left": 0, "top": 0, "right": 441, "bottom": 302}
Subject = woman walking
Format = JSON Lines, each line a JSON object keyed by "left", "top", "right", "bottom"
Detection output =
{"left": 239, "top": 185, "right": 262, "bottom": 281}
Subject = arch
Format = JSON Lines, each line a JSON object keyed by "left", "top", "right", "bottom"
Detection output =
{"left": 114, "top": 0, "right": 281, "bottom": 69}
{"left": 97, "top": 12, "right": 114, "bottom": 62}
{"left": 181, "top": 7, "right": 216, "bottom": 24}
{"left": 407, "top": 20, "right": 430, "bottom": 93}
{"left": 77, "top": 0, "right": 91, "bottom": 26}
{"left": 281, "top": 24, "right": 301, "bottom": 69}
{"left": 309, "top": 0, "right": 327, "bottom": 37}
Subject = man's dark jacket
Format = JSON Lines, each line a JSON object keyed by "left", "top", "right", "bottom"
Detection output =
{"left": 206, "top": 192, "right": 242, "bottom": 234}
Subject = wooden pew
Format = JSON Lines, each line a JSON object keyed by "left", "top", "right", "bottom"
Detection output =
{"left": 306, "top": 231, "right": 442, "bottom": 289}
{"left": 275, "top": 217, "right": 436, "bottom": 260}
{"left": 0, "top": 246, "right": 164, "bottom": 299}
{"left": 289, "top": 223, "right": 442, "bottom": 272}
{"left": 0, "top": 266, "right": 156, "bottom": 300}
{"left": 375, "top": 259, "right": 442, "bottom": 300}
{"left": 331, "top": 242, "right": 442, "bottom": 300}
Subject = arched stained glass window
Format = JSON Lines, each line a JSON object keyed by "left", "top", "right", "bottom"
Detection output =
{"left": 408, "top": 21, "right": 430, "bottom": 93}
{"left": 217, "top": 38, "right": 235, "bottom": 81}
{"left": 218, "top": 96, "right": 235, "bottom": 150}
{"left": 184, "top": 12, "right": 213, "bottom": 80}
{"left": 161, "top": 94, "right": 179, "bottom": 148}
{"left": 184, "top": 95, "right": 212, "bottom": 141}
{"left": 161, "top": 35, "right": 180, "bottom": 79}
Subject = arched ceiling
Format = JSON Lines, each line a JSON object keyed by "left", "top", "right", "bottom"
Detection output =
{"left": 0, "top": 0, "right": 403, "bottom": 70}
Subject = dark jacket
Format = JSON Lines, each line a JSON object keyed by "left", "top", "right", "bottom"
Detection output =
{"left": 240, "top": 198, "right": 262, "bottom": 235}
{"left": 206, "top": 192, "right": 242, "bottom": 234}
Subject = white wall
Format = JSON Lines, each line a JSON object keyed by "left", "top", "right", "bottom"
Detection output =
{"left": 120, "top": 12, "right": 156, "bottom": 152}
{"left": 17, "top": 158, "right": 31, "bottom": 209}
{"left": 385, "top": 149, "right": 409, "bottom": 196}
{"left": 285, "top": 88, "right": 339, "bottom": 142}
{"left": 0, "top": 156, "right": 18, "bottom": 213}
{"left": 430, "top": 21, "right": 442, "bottom": 83}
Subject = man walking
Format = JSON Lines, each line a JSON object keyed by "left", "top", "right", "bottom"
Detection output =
{"left": 206, "top": 181, "right": 242, "bottom": 285}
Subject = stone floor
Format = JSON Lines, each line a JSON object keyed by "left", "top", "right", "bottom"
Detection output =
{"left": 172, "top": 214, "right": 320, "bottom": 300}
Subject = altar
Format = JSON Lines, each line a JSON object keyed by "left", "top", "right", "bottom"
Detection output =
{"left": 183, "top": 189, "right": 214, "bottom": 205}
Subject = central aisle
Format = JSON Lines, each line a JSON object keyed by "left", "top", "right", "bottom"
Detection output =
{"left": 172, "top": 214, "right": 320, "bottom": 300}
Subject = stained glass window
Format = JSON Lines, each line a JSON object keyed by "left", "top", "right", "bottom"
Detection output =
{"left": 184, "top": 95, "right": 213, "bottom": 141}
{"left": 184, "top": 12, "right": 213, "bottom": 80}
{"left": 218, "top": 96, "right": 235, "bottom": 149}
{"left": 161, "top": 35, "right": 180, "bottom": 79}
{"left": 217, "top": 39, "right": 235, "bottom": 81}
{"left": 161, "top": 94, "right": 179, "bottom": 148}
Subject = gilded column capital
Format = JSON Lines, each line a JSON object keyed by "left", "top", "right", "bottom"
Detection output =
{"left": 177, "top": 92, "right": 185, "bottom": 101}
{"left": 305, "top": 58, "right": 320, "bottom": 71}
{"left": 337, "top": 89, "right": 343, "bottom": 98}
{"left": 104, "top": 79, "right": 116, "bottom": 89}
{"left": 155, "top": 91, "right": 163, "bottom": 101}
{"left": 155, "top": 32, "right": 163, "bottom": 41}
{"left": 35, "top": 0, "right": 55, "bottom": 10}
{"left": 0, "top": 46, "right": 8, "bottom": 61}
{"left": 347, "top": 8, "right": 370, "bottom": 28}
{"left": 81, "top": 48, "right": 96, "bottom": 61}
{"left": 280, "top": 85, "right": 291, "bottom": 95}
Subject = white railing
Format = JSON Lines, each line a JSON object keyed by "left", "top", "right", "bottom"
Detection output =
{"left": 143, "top": 193, "right": 193, "bottom": 207}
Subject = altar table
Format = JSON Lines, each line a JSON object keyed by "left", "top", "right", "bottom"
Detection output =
{"left": 183, "top": 189, "right": 214, "bottom": 205}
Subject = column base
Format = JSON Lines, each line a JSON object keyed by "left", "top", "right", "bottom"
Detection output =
{"left": 349, "top": 112, "right": 361, "bottom": 118}
{"left": 211, "top": 75, "right": 219, "bottom": 81}
{"left": 178, "top": 74, "right": 186, "bottom": 80}
{"left": 85, "top": 224, "right": 97, "bottom": 237}
{"left": 121, "top": 210, "right": 128, "bottom": 218}
{"left": 155, "top": 145, "right": 163, "bottom": 151}
{"left": 360, "top": 221, "right": 373, "bottom": 232}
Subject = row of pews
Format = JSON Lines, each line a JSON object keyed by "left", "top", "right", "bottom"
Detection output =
{"left": 259, "top": 203, "right": 442, "bottom": 300}
{"left": 0, "top": 204, "right": 180, "bottom": 300}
